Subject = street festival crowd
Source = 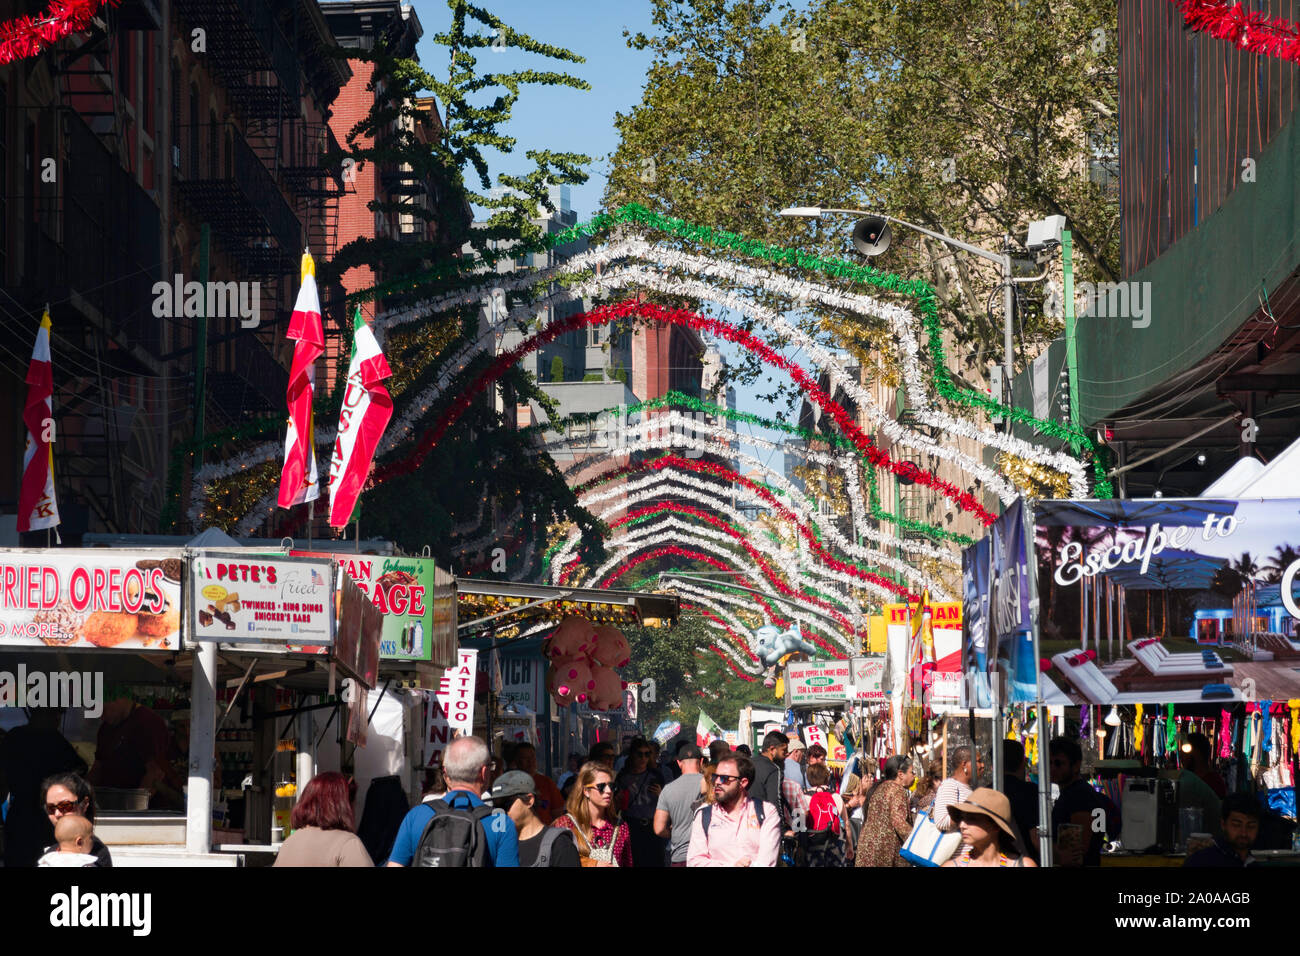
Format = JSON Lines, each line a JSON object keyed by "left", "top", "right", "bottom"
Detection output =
{"left": 3, "top": 721, "right": 1270, "bottom": 867}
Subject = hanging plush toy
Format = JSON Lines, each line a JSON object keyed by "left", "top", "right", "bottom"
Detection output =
{"left": 546, "top": 615, "right": 597, "bottom": 662}
{"left": 754, "top": 624, "right": 818, "bottom": 668}
{"left": 587, "top": 664, "right": 626, "bottom": 711}
{"left": 547, "top": 664, "right": 576, "bottom": 707}
{"left": 590, "top": 626, "right": 631, "bottom": 668}
{"left": 553, "top": 658, "right": 594, "bottom": 704}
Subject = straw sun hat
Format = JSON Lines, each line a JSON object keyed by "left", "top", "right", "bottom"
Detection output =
{"left": 948, "top": 788, "right": 1017, "bottom": 839}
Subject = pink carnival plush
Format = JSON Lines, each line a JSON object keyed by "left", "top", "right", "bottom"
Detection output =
{"left": 587, "top": 664, "right": 625, "bottom": 711}
{"left": 590, "top": 626, "right": 631, "bottom": 668}
{"left": 547, "top": 664, "right": 576, "bottom": 707}
{"left": 554, "top": 658, "right": 594, "bottom": 703}
{"left": 547, "top": 615, "right": 596, "bottom": 661}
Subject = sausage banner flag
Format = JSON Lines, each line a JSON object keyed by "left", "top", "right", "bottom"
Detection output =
{"left": 17, "top": 308, "right": 59, "bottom": 534}
{"left": 327, "top": 306, "right": 392, "bottom": 527}
{"left": 278, "top": 251, "right": 324, "bottom": 508}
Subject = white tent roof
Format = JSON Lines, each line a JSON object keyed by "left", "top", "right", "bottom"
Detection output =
{"left": 1234, "top": 433, "right": 1300, "bottom": 498}
{"left": 186, "top": 527, "right": 243, "bottom": 548}
{"left": 1200, "top": 455, "right": 1265, "bottom": 497}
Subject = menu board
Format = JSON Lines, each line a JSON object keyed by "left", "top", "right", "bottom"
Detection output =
{"left": 784, "top": 659, "right": 853, "bottom": 706}
{"left": 0, "top": 549, "right": 184, "bottom": 652}
{"left": 190, "top": 552, "right": 334, "bottom": 645}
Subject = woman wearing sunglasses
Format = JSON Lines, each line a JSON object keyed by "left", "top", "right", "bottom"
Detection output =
{"left": 40, "top": 772, "right": 112, "bottom": 867}
{"left": 553, "top": 762, "right": 632, "bottom": 867}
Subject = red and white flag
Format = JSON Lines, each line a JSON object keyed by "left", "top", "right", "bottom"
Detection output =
{"left": 278, "top": 251, "right": 324, "bottom": 508}
{"left": 327, "top": 306, "right": 392, "bottom": 527}
{"left": 17, "top": 308, "right": 59, "bottom": 533}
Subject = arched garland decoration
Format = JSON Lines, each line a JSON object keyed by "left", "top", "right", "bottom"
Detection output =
{"left": 193, "top": 203, "right": 1105, "bottom": 543}
{"left": 545, "top": 421, "right": 929, "bottom": 591}
{"left": 585, "top": 516, "right": 864, "bottom": 641}
{"left": 598, "top": 545, "right": 847, "bottom": 660}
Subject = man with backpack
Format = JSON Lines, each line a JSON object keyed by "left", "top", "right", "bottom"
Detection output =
{"left": 385, "top": 736, "right": 519, "bottom": 867}
{"left": 653, "top": 741, "right": 706, "bottom": 867}
{"left": 687, "top": 754, "right": 780, "bottom": 867}
{"left": 489, "top": 770, "right": 578, "bottom": 867}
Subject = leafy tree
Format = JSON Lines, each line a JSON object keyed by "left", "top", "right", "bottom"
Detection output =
{"left": 550, "top": 356, "right": 565, "bottom": 382}
{"left": 608, "top": 0, "right": 1118, "bottom": 392}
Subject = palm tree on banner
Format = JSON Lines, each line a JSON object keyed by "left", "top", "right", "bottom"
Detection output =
{"left": 1232, "top": 552, "right": 1262, "bottom": 581}
{"left": 1263, "top": 544, "right": 1300, "bottom": 584}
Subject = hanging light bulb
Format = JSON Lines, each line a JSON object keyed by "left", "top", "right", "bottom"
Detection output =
{"left": 1104, "top": 705, "right": 1122, "bottom": 727}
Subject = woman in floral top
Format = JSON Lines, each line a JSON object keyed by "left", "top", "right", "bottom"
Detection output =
{"left": 553, "top": 762, "right": 633, "bottom": 867}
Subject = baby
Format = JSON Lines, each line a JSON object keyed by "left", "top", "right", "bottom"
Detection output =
{"left": 37, "top": 813, "right": 99, "bottom": 867}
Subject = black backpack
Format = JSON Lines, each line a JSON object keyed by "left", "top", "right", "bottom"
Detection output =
{"left": 412, "top": 797, "right": 499, "bottom": 867}
{"left": 531, "top": 827, "right": 576, "bottom": 868}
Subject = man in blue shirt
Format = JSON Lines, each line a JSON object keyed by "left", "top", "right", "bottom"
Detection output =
{"left": 386, "top": 736, "right": 519, "bottom": 867}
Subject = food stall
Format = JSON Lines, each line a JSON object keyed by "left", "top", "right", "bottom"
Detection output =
{"left": 454, "top": 579, "right": 679, "bottom": 777}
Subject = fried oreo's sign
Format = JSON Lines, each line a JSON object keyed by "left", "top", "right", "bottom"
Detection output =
{"left": 0, "top": 550, "right": 183, "bottom": 652}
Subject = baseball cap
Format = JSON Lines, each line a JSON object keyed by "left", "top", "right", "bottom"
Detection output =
{"left": 487, "top": 770, "right": 535, "bottom": 804}
{"left": 787, "top": 737, "right": 806, "bottom": 752}
{"left": 675, "top": 742, "right": 703, "bottom": 760}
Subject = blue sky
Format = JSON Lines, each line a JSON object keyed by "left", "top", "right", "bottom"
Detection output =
{"left": 411, "top": 0, "right": 814, "bottom": 479}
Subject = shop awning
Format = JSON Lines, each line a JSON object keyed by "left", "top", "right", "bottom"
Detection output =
{"left": 1035, "top": 499, "right": 1238, "bottom": 528}
{"left": 455, "top": 578, "right": 679, "bottom": 638}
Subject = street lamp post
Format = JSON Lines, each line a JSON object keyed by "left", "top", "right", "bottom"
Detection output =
{"left": 778, "top": 206, "right": 1019, "bottom": 415}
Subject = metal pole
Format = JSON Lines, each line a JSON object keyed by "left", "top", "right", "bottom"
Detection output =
{"left": 1002, "top": 244, "right": 1015, "bottom": 421}
{"left": 1023, "top": 497, "right": 1053, "bottom": 866}
{"left": 187, "top": 640, "right": 217, "bottom": 856}
{"left": 1061, "top": 230, "right": 1081, "bottom": 444}
{"left": 296, "top": 697, "right": 314, "bottom": 802}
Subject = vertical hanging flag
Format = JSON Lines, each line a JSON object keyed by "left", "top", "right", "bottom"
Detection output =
{"left": 17, "top": 308, "right": 59, "bottom": 533}
{"left": 278, "top": 251, "right": 324, "bottom": 509}
{"left": 696, "top": 710, "right": 724, "bottom": 748}
{"left": 327, "top": 306, "right": 393, "bottom": 527}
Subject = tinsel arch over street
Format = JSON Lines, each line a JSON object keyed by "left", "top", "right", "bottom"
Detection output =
{"left": 186, "top": 204, "right": 1102, "bottom": 664}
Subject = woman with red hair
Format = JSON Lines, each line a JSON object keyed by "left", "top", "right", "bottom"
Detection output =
{"left": 273, "top": 773, "right": 373, "bottom": 867}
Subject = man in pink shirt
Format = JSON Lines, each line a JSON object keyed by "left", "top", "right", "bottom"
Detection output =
{"left": 687, "top": 755, "right": 781, "bottom": 867}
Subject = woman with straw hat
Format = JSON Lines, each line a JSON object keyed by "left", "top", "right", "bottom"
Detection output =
{"left": 941, "top": 788, "right": 1037, "bottom": 868}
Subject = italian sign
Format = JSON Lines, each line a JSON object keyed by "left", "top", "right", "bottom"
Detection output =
{"left": 884, "top": 602, "right": 963, "bottom": 707}
{"left": 848, "top": 656, "right": 887, "bottom": 702}
{"left": 424, "top": 648, "right": 479, "bottom": 768}
{"left": 785, "top": 660, "right": 852, "bottom": 706}
{"left": 0, "top": 549, "right": 183, "bottom": 652}
{"left": 191, "top": 553, "right": 334, "bottom": 645}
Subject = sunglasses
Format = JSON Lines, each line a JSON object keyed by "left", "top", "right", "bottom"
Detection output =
{"left": 586, "top": 782, "right": 614, "bottom": 794}
{"left": 713, "top": 774, "right": 739, "bottom": 785}
{"left": 45, "top": 800, "right": 83, "bottom": 815}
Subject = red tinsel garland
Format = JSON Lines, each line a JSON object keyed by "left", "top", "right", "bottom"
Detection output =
{"left": 573, "top": 455, "right": 919, "bottom": 601}
{"left": 602, "top": 545, "right": 847, "bottom": 659}
{"left": 608, "top": 500, "right": 863, "bottom": 637}
{"left": 0, "top": 0, "right": 119, "bottom": 65}
{"left": 682, "top": 602, "right": 759, "bottom": 666}
{"left": 375, "top": 300, "right": 994, "bottom": 525}
{"left": 1174, "top": 0, "right": 1300, "bottom": 64}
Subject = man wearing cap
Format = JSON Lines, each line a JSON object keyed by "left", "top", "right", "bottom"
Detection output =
{"left": 489, "top": 770, "right": 579, "bottom": 867}
{"left": 784, "top": 737, "right": 807, "bottom": 790}
{"left": 654, "top": 741, "right": 706, "bottom": 866}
